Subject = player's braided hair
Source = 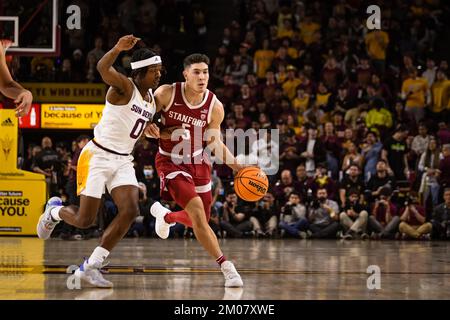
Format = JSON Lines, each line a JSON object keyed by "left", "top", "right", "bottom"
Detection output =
{"left": 130, "top": 48, "right": 157, "bottom": 80}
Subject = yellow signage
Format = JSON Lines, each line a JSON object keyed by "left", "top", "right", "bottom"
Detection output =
{"left": 0, "top": 184, "right": 47, "bottom": 235}
{"left": 1, "top": 110, "right": 19, "bottom": 172}
{"left": 22, "top": 83, "right": 106, "bottom": 103}
{"left": 41, "top": 104, "right": 104, "bottom": 129}
{"left": 0, "top": 109, "right": 47, "bottom": 236}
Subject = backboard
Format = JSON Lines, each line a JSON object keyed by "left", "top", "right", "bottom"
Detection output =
{"left": 0, "top": 0, "right": 60, "bottom": 56}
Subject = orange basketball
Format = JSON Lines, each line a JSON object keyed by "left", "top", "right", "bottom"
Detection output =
{"left": 234, "top": 167, "right": 269, "bottom": 202}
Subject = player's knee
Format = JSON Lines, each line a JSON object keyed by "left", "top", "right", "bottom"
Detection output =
{"left": 118, "top": 203, "right": 139, "bottom": 221}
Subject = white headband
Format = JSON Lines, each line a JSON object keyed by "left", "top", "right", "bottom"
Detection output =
{"left": 130, "top": 56, "right": 162, "bottom": 69}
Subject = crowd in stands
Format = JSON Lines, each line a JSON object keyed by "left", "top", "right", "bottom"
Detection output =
{"left": 6, "top": 0, "right": 450, "bottom": 240}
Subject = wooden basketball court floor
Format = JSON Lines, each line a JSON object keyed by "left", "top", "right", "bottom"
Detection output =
{"left": 1, "top": 237, "right": 449, "bottom": 300}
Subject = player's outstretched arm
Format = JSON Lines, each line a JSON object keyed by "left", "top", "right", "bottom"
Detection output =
{"left": 0, "top": 40, "right": 33, "bottom": 117}
{"left": 97, "top": 35, "right": 138, "bottom": 94}
{"left": 206, "top": 100, "right": 244, "bottom": 172}
{"left": 144, "top": 84, "right": 179, "bottom": 139}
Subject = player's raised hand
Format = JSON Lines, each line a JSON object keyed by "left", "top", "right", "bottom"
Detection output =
{"left": 114, "top": 35, "right": 141, "bottom": 52}
{"left": 0, "top": 39, "right": 12, "bottom": 56}
{"left": 14, "top": 90, "right": 33, "bottom": 117}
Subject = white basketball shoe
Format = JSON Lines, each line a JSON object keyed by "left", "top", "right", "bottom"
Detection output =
{"left": 74, "top": 259, "right": 113, "bottom": 288}
{"left": 150, "top": 201, "right": 175, "bottom": 239}
{"left": 37, "top": 196, "right": 62, "bottom": 240}
{"left": 221, "top": 261, "right": 244, "bottom": 287}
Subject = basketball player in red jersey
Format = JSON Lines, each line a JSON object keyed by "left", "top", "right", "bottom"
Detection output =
{"left": 146, "top": 54, "right": 244, "bottom": 287}
{"left": 0, "top": 40, "right": 33, "bottom": 117}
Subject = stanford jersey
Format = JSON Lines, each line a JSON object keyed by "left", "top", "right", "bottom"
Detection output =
{"left": 159, "top": 82, "right": 216, "bottom": 159}
{"left": 156, "top": 82, "right": 215, "bottom": 205}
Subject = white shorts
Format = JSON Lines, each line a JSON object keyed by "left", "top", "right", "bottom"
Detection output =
{"left": 76, "top": 141, "right": 138, "bottom": 199}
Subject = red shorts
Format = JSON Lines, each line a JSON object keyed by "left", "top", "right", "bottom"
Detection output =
{"left": 155, "top": 152, "right": 212, "bottom": 208}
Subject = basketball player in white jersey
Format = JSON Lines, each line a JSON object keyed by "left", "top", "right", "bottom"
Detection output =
{"left": 146, "top": 54, "right": 245, "bottom": 287}
{"left": 0, "top": 39, "right": 33, "bottom": 117}
{"left": 37, "top": 35, "right": 163, "bottom": 287}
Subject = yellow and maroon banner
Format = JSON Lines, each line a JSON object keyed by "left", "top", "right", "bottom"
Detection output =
{"left": 22, "top": 83, "right": 106, "bottom": 103}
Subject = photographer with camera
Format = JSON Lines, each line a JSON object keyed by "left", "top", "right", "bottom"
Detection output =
{"left": 368, "top": 186, "right": 400, "bottom": 239}
{"left": 307, "top": 187, "right": 340, "bottom": 239}
{"left": 339, "top": 189, "right": 369, "bottom": 240}
{"left": 220, "top": 192, "right": 253, "bottom": 238}
{"left": 431, "top": 188, "right": 450, "bottom": 240}
{"left": 398, "top": 192, "right": 432, "bottom": 240}
{"left": 278, "top": 192, "right": 309, "bottom": 238}
{"left": 250, "top": 192, "right": 279, "bottom": 238}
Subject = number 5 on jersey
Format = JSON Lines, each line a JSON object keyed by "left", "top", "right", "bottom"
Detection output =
{"left": 182, "top": 123, "right": 191, "bottom": 140}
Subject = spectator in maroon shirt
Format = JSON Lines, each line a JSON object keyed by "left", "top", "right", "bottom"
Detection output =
{"left": 134, "top": 138, "right": 158, "bottom": 169}
{"left": 438, "top": 122, "right": 450, "bottom": 145}
{"left": 295, "top": 163, "right": 312, "bottom": 200}
{"left": 322, "top": 122, "right": 341, "bottom": 179}
{"left": 260, "top": 70, "right": 280, "bottom": 104}
{"left": 237, "top": 83, "right": 256, "bottom": 112}
{"left": 321, "top": 56, "right": 343, "bottom": 91}
{"left": 221, "top": 74, "right": 240, "bottom": 105}
{"left": 232, "top": 103, "right": 252, "bottom": 129}
{"left": 298, "top": 71, "right": 316, "bottom": 95}
{"left": 356, "top": 56, "right": 373, "bottom": 88}
{"left": 332, "top": 111, "right": 347, "bottom": 142}
{"left": 371, "top": 73, "right": 393, "bottom": 105}
{"left": 245, "top": 73, "right": 259, "bottom": 100}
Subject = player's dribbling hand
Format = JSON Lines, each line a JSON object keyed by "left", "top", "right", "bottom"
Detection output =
{"left": 114, "top": 35, "right": 141, "bottom": 52}
{"left": 14, "top": 90, "right": 33, "bottom": 117}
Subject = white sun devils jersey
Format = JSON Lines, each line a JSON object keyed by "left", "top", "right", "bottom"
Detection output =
{"left": 94, "top": 79, "right": 156, "bottom": 154}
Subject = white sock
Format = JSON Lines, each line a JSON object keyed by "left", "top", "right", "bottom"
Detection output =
{"left": 87, "top": 246, "right": 110, "bottom": 266}
{"left": 50, "top": 206, "right": 63, "bottom": 221}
